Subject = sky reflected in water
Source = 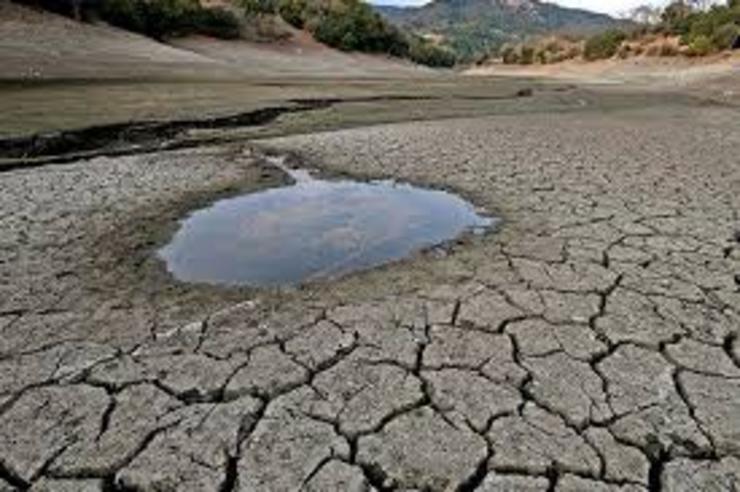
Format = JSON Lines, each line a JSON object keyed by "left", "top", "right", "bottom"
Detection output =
{"left": 159, "top": 176, "right": 495, "bottom": 287}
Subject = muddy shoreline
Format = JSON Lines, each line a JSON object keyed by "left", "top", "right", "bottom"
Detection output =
{"left": 81, "top": 144, "right": 501, "bottom": 322}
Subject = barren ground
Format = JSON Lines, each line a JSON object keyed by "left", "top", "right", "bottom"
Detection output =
{"left": 466, "top": 52, "right": 740, "bottom": 105}
{"left": 1, "top": 2, "right": 740, "bottom": 491}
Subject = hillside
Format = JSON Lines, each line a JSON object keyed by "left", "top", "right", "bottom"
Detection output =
{"left": 7, "top": 0, "right": 455, "bottom": 67}
{"left": 0, "top": 0, "right": 430, "bottom": 80}
{"left": 376, "top": 0, "right": 621, "bottom": 60}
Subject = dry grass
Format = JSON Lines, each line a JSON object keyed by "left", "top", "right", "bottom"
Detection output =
{"left": 628, "top": 35, "right": 682, "bottom": 58}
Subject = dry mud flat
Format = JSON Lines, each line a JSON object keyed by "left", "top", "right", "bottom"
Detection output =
{"left": 1, "top": 92, "right": 740, "bottom": 491}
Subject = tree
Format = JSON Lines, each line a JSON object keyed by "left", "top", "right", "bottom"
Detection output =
{"left": 583, "top": 29, "right": 627, "bottom": 60}
{"left": 240, "top": 0, "right": 277, "bottom": 16}
{"left": 661, "top": 1, "right": 695, "bottom": 33}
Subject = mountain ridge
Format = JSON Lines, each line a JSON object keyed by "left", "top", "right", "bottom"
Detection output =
{"left": 374, "top": 0, "right": 622, "bottom": 60}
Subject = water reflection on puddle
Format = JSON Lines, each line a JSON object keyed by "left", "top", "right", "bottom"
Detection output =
{"left": 159, "top": 166, "right": 495, "bottom": 287}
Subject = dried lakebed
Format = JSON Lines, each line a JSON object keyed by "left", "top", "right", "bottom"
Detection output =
{"left": 0, "top": 98, "right": 740, "bottom": 491}
{"left": 160, "top": 161, "right": 494, "bottom": 286}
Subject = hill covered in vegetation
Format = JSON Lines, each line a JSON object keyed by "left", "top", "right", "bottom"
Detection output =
{"left": 244, "top": 0, "right": 456, "bottom": 65}
{"left": 375, "top": 0, "right": 621, "bottom": 61}
{"left": 12, "top": 0, "right": 455, "bottom": 66}
{"left": 489, "top": 0, "right": 740, "bottom": 65}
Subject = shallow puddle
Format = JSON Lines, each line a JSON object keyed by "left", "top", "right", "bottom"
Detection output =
{"left": 159, "top": 164, "right": 495, "bottom": 286}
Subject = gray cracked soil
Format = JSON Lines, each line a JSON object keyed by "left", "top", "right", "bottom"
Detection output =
{"left": 1, "top": 83, "right": 740, "bottom": 491}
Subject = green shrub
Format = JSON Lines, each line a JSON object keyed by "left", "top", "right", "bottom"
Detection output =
{"left": 189, "top": 7, "right": 241, "bottom": 39}
{"left": 271, "top": 0, "right": 454, "bottom": 67}
{"left": 664, "top": 1, "right": 740, "bottom": 53}
{"left": 277, "top": 0, "right": 308, "bottom": 27}
{"left": 711, "top": 23, "right": 740, "bottom": 50}
{"left": 661, "top": 1, "right": 694, "bottom": 35}
{"left": 29, "top": 0, "right": 243, "bottom": 40}
{"left": 408, "top": 38, "right": 456, "bottom": 67}
{"left": 535, "top": 48, "right": 547, "bottom": 64}
{"left": 498, "top": 38, "right": 582, "bottom": 65}
{"left": 583, "top": 29, "right": 626, "bottom": 60}
{"left": 99, "top": 0, "right": 151, "bottom": 35}
{"left": 499, "top": 43, "right": 518, "bottom": 64}
{"left": 493, "top": 0, "right": 740, "bottom": 63}
{"left": 687, "top": 34, "right": 713, "bottom": 56}
{"left": 616, "top": 43, "right": 631, "bottom": 59}
{"left": 14, "top": 0, "right": 79, "bottom": 17}
{"left": 241, "top": 0, "right": 278, "bottom": 16}
{"left": 519, "top": 45, "right": 534, "bottom": 64}
{"left": 312, "top": 4, "right": 365, "bottom": 50}
{"left": 310, "top": 1, "right": 404, "bottom": 54}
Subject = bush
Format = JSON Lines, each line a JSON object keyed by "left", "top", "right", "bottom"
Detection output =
{"left": 271, "top": 0, "right": 455, "bottom": 67}
{"left": 190, "top": 7, "right": 241, "bottom": 39}
{"left": 494, "top": 0, "right": 739, "bottom": 64}
{"left": 616, "top": 43, "right": 631, "bottom": 59}
{"left": 408, "top": 38, "right": 456, "bottom": 67}
{"left": 535, "top": 48, "right": 547, "bottom": 64}
{"left": 99, "top": 0, "right": 150, "bottom": 34}
{"left": 277, "top": 0, "right": 308, "bottom": 27}
{"left": 664, "top": 1, "right": 740, "bottom": 54}
{"left": 241, "top": 0, "right": 277, "bottom": 16}
{"left": 310, "top": 2, "right": 405, "bottom": 54}
{"left": 499, "top": 43, "right": 518, "bottom": 64}
{"left": 497, "top": 37, "right": 582, "bottom": 65}
{"left": 22, "top": 0, "right": 243, "bottom": 40}
{"left": 583, "top": 29, "right": 627, "bottom": 60}
{"left": 711, "top": 23, "right": 740, "bottom": 50}
{"left": 661, "top": 1, "right": 694, "bottom": 35}
{"left": 687, "top": 34, "right": 713, "bottom": 56}
{"left": 519, "top": 45, "right": 534, "bottom": 65}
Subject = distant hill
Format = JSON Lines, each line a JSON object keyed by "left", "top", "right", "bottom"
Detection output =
{"left": 375, "top": 0, "right": 621, "bottom": 60}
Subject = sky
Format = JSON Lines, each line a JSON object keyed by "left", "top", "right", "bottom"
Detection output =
{"left": 547, "top": 0, "right": 681, "bottom": 15}
{"left": 369, "top": 0, "right": 721, "bottom": 16}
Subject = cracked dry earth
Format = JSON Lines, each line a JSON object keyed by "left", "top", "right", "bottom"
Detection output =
{"left": 2, "top": 98, "right": 740, "bottom": 492}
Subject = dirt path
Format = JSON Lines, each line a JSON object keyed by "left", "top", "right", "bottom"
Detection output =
{"left": 1, "top": 81, "right": 739, "bottom": 490}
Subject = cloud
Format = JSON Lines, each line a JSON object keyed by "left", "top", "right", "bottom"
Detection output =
{"left": 371, "top": 0, "right": 430, "bottom": 5}
{"left": 368, "top": 0, "right": 723, "bottom": 16}
{"left": 368, "top": 0, "right": 638, "bottom": 14}
{"left": 548, "top": 0, "right": 660, "bottom": 16}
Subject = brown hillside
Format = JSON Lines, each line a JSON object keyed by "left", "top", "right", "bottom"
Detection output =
{"left": 0, "top": 0, "right": 430, "bottom": 80}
